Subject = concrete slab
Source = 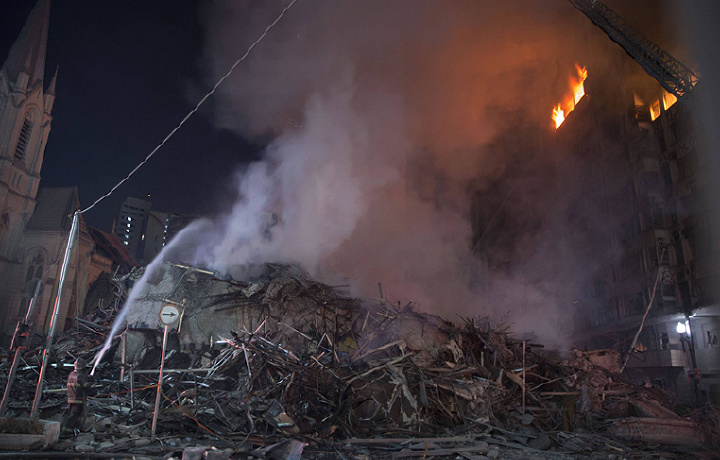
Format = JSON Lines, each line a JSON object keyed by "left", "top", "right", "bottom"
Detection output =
{"left": 0, "top": 417, "right": 60, "bottom": 450}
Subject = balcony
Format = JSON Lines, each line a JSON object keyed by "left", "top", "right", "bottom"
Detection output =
{"left": 625, "top": 348, "right": 688, "bottom": 368}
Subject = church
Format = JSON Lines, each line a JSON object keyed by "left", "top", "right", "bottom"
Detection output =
{"left": 0, "top": 1, "right": 133, "bottom": 344}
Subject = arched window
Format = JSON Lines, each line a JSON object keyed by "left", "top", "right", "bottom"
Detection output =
{"left": 18, "top": 250, "right": 44, "bottom": 316}
{"left": 14, "top": 110, "right": 34, "bottom": 162}
{"left": 26, "top": 251, "right": 44, "bottom": 282}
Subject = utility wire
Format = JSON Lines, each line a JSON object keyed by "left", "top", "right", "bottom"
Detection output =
{"left": 80, "top": 0, "right": 299, "bottom": 215}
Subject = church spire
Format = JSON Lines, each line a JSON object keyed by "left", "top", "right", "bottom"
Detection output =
{"left": 1, "top": 0, "right": 52, "bottom": 88}
{"left": 47, "top": 65, "right": 58, "bottom": 96}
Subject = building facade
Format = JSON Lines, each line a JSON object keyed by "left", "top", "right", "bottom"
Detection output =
{"left": 556, "top": 66, "right": 720, "bottom": 406}
{"left": 0, "top": 0, "right": 54, "bottom": 264}
{"left": 0, "top": 1, "right": 117, "bottom": 343}
{"left": 113, "top": 196, "right": 151, "bottom": 262}
{"left": 114, "top": 197, "right": 195, "bottom": 265}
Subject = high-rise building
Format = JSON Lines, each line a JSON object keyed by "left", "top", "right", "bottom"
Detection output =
{"left": 113, "top": 196, "right": 152, "bottom": 261}
{"left": 114, "top": 197, "right": 195, "bottom": 264}
{"left": 471, "top": 49, "right": 719, "bottom": 406}
{"left": 551, "top": 70, "right": 718, "bottom": 405}
{"left": 142, "top": 210, "right": 196, "bottom": 263}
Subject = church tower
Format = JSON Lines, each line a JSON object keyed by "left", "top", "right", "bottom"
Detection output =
{"left": 0, "top": 0, "right": 54, "bottom": 260}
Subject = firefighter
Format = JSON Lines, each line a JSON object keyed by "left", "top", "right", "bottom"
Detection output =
{"left": 62, "top": 358, "right": 92, "bottom": 433}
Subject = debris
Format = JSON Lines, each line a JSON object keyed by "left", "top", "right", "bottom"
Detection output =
{"left": 609, "top": 417, "right": 707, "bottom": 446}
{"left": 0, "top": 261, "right": 716, "bottom": 457}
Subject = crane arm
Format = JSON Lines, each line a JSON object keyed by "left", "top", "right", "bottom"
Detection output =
{"left": 569, "top": 0, "right": 699, "bottom": 97}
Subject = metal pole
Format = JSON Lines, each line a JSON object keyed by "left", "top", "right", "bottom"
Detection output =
{"left": 151, "top": 324, "right": 169, "bottom": 435}
{"left": 0, "top": 281, "right": 43, "bottom": 415}
{"left": 129, "top": 365, "right": 134, "bottom": 411}
{"left": 0, "top": 349, "right": 23, "bottom": 416}
{"left": 522, "top": 341, "right": 526, "bottom": 415}
{"left": 31, "top": 211, "right": 79, "bottom": 419}
{"left": 686, "top": 316, "right": 701, "bottom": 407}
{"left": 120, "top": 331, "right": 127, "bottom": 382}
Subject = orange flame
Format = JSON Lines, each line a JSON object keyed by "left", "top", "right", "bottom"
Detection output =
{"left": 572, "top": 63, "right": 587, "bottom": 106}
{"left": 662, "top": 89, "right": 677, "bottom": 111}
{"left": 552, "top": 64, "right": 587, "bottom": 129}
{"left": 552, "top": 104, "right": 565, "bottom": 129}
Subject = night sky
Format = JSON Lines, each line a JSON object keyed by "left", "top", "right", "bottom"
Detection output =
{"left": 1, "top": 0, "right": 264, "bottom": 232}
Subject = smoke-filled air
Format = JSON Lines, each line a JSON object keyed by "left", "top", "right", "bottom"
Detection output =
{"left": 141, "top": 0, "right": 675, "bottom": 347}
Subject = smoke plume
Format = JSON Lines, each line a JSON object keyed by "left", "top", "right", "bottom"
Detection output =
{"left": 159, "top": 0, "right": 681, "bottom": 346}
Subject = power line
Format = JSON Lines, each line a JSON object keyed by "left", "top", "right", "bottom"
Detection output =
{"left": 80, "top": 0, "right": 299, "bottom": 215}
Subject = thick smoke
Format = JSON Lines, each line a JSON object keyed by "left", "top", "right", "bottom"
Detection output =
{"left": 159, "top": 0, "right": 679, "bottom": 346}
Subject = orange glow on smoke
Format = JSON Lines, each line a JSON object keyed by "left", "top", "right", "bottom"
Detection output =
{"left": 552, "top": 63, "right": 587, "bottom": 129}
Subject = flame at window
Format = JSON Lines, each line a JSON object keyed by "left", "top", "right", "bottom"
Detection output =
{"left": 552, "top": 63, "right": 587, "bottom": 129}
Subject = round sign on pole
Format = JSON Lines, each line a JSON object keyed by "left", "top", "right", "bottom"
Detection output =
{"left": 159, "top": 304, "right": 180, "bottom": 325}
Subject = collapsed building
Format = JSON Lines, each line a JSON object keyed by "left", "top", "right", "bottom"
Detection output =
{"left": 1, "top": 260, "right": 718, "bottom": 456}
{"left": 120, "top": 261, "right": 457, "bottom": 370}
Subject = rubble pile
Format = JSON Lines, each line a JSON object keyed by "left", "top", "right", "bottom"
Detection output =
{"left": 0, "top": 262, "right": 718, "bottom": 458}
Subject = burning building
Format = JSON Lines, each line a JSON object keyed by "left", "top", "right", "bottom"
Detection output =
{"left": 548, "top": 56, "right": 719, "bottom": 406}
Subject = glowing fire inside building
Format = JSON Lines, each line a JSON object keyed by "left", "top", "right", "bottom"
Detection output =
{"left": 552, "top": 63, "right": 588, "bottom": 128}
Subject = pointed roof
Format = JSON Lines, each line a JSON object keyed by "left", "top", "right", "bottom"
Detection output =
{"left": 1, "top": 0, "right": 51, "bottom": 88}
{"left": 26, "top": 186, "right": 77, "bottom": 231}
{"left": 47, "top": 65, "right": 58, "bottom": 95}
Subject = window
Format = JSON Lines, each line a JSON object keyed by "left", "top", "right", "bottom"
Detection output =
{"left": 18, "top": 297, "right": 28, "bottom": 316}
{"left": 616, "top": 252, "right": 643, "bottom": 280}
{"left": 19, "top": 251, "right": 44, "bottom": 315}
{"left": 677, "top": 155, "right": 697, "bottom": 181}
{"left": 25, "top": 252, "right": 44, "bottom": 284}
{"left": 11, "top": 173, "right": 23, "bottom": 187}
{"left": 14, "top": 111, "right": 34, "bottom": 161}
{"left": 650, "top": 99, "right": 661, "bottom": 121}
{"left": 679, "top": 281, "right": 691, "bottom": 308}
{"left": 0, "top": 212, "right": 9, "bottom": 246}
{"left": 626, "top": 291, "right": 648, "bottom": 315}
{"left": 659, "top": 283, "right": 677, "bottom": 308}
{"left": 614, "top": 297, "right": 627, "bottom": 318}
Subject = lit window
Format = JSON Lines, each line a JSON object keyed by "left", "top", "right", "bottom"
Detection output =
{"left": 662, "top": 90, "right": 677, "bottom": 111}
{"left": 650, "top": 99, "right": 661, "bottom": 121}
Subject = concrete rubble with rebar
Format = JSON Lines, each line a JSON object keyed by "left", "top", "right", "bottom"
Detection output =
{"left": 0, "top": 262, "right": 717, "bottom": 458}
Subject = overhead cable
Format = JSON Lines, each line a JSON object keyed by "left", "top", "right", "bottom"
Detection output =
{"left": 80, "top": 0, "right": 299, "bottom": 214}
